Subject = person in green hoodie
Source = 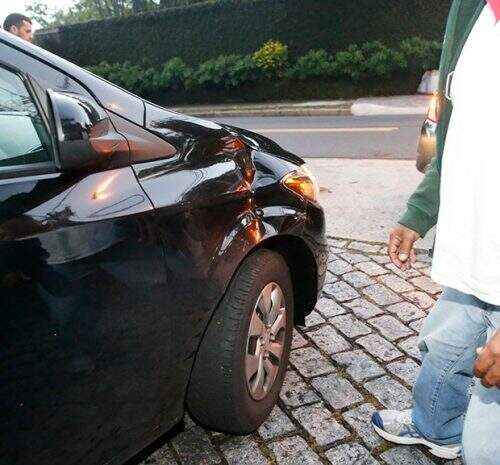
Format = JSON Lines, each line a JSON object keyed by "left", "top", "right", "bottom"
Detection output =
{"left": 371, "top": 1, "right": 500, "bottom": 463}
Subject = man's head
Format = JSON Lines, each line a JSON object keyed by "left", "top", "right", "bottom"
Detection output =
{"left": 3, "top": 13, "right": 33, "bottom": 42}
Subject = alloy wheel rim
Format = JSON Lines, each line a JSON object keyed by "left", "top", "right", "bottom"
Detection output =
{"left": 245, "top": 282, "right": 286, "bottom": 401}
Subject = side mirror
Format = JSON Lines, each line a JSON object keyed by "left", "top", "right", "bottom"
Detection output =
{"left": 48, "top": 90, "right": 129, "bottom": 172}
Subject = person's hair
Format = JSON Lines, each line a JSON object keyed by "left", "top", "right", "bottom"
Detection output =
{"left": 3, "top": 13, "right": 32, "bottom": 32}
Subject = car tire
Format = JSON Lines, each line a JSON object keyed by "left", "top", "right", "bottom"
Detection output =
{"left": 186, "top": 249, "right": 294, "bottom": 434}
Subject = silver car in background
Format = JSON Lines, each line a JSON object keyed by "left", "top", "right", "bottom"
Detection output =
{"left": 416, "top": 92, "right": 439, "bottom": 173}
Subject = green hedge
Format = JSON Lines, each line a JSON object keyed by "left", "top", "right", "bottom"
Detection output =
{"left": 156, "top": 0, "right": 208, "bottom": 7}
{"left": 36, "top": 0, "right": 452, "bottom": 68}
{"left": 86, "top": 38, "right": 441, "bottom": 105}
{"left": 149, "top": 74, "right": 424, "bottom": 106}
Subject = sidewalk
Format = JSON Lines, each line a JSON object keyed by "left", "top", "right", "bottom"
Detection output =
{"left": 351, "top": 95, "right": 432, "bottom": 116}
{"left": 305, "top": 158, "right": 435, "bottom": 251}
{"left": 172, "top": 95, "right": 432, "bottom": 118}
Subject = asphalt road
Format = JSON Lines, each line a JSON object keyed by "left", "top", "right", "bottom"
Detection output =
{"left": 214, "top": 114, "right": 425, "bottom": 159}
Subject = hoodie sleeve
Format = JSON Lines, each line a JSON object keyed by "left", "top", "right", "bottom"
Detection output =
{"left": 399, "top": 155, "right": 441, "bottom": 238}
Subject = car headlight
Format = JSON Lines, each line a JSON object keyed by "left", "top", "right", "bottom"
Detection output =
{"left": 281, "top": 165, "right": 320, "bottom": 202}
{"left": 427, "top": 91, "right": 440, "bottom": 123}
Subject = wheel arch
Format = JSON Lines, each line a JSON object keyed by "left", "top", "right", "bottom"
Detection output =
{"left": 184, "top": 232, "right": 318, "bottom": 415}
{"left": 254, "top": 234, "right": 318, "bottom": 325}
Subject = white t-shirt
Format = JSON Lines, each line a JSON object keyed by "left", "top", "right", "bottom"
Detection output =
{"left": 432, "top": 5, "right": 500, "bottom": 305}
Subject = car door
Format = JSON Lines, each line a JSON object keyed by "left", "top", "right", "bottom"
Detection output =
{"left": 0, "top": 62, "right": 184, "bottom": 465}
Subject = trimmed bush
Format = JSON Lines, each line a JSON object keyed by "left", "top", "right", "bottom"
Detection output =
{"left": 253, "top": 40, "right": 289, "bottom": 78}
{"left": 158, "top": 58, "right": 192, "bottom": 90}
{"left": 286, "top": 49, "right": 335, "bottom": 80}
{"left": 193, "top": 54, "right": 259, "bottom": 89}
{"left": 87, "top": 61, "right": 159, "bottom": 94}
{"left": 332, "top": 42, "right": 410, "bottom": 81}
{"left": 400, "top": 37, "right": 442, "bottom": 72}
{"left": 361, "top": 41, "right": 407, "bottom": 77}
{"left": 333, "top": 45, "right": 366, "bottom": 81}
{"left": 157, "top": 0, "right": 208, "bottom": 7}
{"left": 36, "top": 0, "right": 452, "bottom": 68}
{"left": 86, "top": 38, "right": 441, "bottom": 102}
{"left": 147, "top": 74, "right": 423, "bottom": 106}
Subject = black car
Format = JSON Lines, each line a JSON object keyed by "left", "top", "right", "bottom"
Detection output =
{"left": 0, "top": 31, "right": 328, "bottom": 465}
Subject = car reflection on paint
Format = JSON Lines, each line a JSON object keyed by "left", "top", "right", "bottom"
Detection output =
{"left": 416, "top": 92, "right": 439, "bottom": 173}
{"left": 0, "top": 30, "right": 328, "bottom": 465}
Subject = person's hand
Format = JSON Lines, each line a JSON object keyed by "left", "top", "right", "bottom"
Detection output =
{"left": 474, "top": 331, "right": 500, "bottom": 388}
{"left": 388, "top": 224, "right": 420, "bottom": 271}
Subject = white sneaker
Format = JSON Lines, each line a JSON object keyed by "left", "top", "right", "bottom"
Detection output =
{"left": 372, "top": 409, "right": 461, "bottom": 460}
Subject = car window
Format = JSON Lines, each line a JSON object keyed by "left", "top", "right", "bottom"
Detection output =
{"left": 0, "top": 38, "right": 144, "bottom": 127}
{"left": 0, "top": 66, "right": 52, "bottom": 168}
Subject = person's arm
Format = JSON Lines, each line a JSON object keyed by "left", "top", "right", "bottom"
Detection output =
{"left": 388, "top": 155, "right": 441, "bottom": 270}
{"left": 399, "top": 155, "right": 441, "bottom": 238}
{"left": 474, "top": 331, "right": 500, "bottom": 388}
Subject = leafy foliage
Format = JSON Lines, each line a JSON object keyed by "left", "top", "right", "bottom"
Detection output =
{"left": 400, "top": 37, "right": 443, "bottom": 72}
{"left": 361, "top": 41, "right": 407, "bottom": 77}
{"left": 253, "top": 41, "right": 289, "bottom": 78}
{"left": 286, "top": 50, "right": 335, "bottom": 80}
{"left": 27, "top": 0, "right": 129, "bottom": 26}
{"left": 26, "top": 0, "right": 211, "bottom": 26}
{"left": 158, "top": 58, "right": 192, "bottom": 90}
{"left": 87, "top": 61, "right": 159, "bottom": 94}
{"left": 330, "top": 41, "right": 412, "bottom": 81}
{"left": 333, "top": 45, "right": 366, "bottom": 81}
{"left": 86, "top": 38, "right": 441, "bottom": 99}
{"left": 156, "top": 0, "right": 208, "bottom": 7}
{"left": 192, "top": 55, "right": 259, "bottom": 89}
{"left": 35, "top": 0, "right": 451, "bottom": 69}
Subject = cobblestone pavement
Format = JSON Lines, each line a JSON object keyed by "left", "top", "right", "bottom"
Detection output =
{"left": 139, "top": 238, "right": 465, "bottom": 465}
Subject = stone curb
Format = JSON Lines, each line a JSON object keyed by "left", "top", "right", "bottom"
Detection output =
{"left": 173, "top": 106, "right": 353, "bottom": 118}
{"left": 171, "top": 94, "right": 429, "bottom": 118}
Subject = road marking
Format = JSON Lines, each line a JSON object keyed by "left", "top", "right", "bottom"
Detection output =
{"left": 249, "top": 127, "right": 399, "bottom": 134}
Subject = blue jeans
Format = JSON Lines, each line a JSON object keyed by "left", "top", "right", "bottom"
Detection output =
{"left": 412, "top": 287, "right": 500, "bottom": 465}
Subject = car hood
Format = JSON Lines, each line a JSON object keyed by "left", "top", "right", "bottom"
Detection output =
{"left": 220, "top": 124, "right": 304, "bottom": 166}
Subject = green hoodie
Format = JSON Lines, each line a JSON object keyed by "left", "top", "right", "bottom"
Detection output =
{"left": 399, "top": 0, "right": 486, "bottom": 238}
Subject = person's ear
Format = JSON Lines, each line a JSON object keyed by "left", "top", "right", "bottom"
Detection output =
{"left": 9, "top": 25, "right": 18, "bottom": 34}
